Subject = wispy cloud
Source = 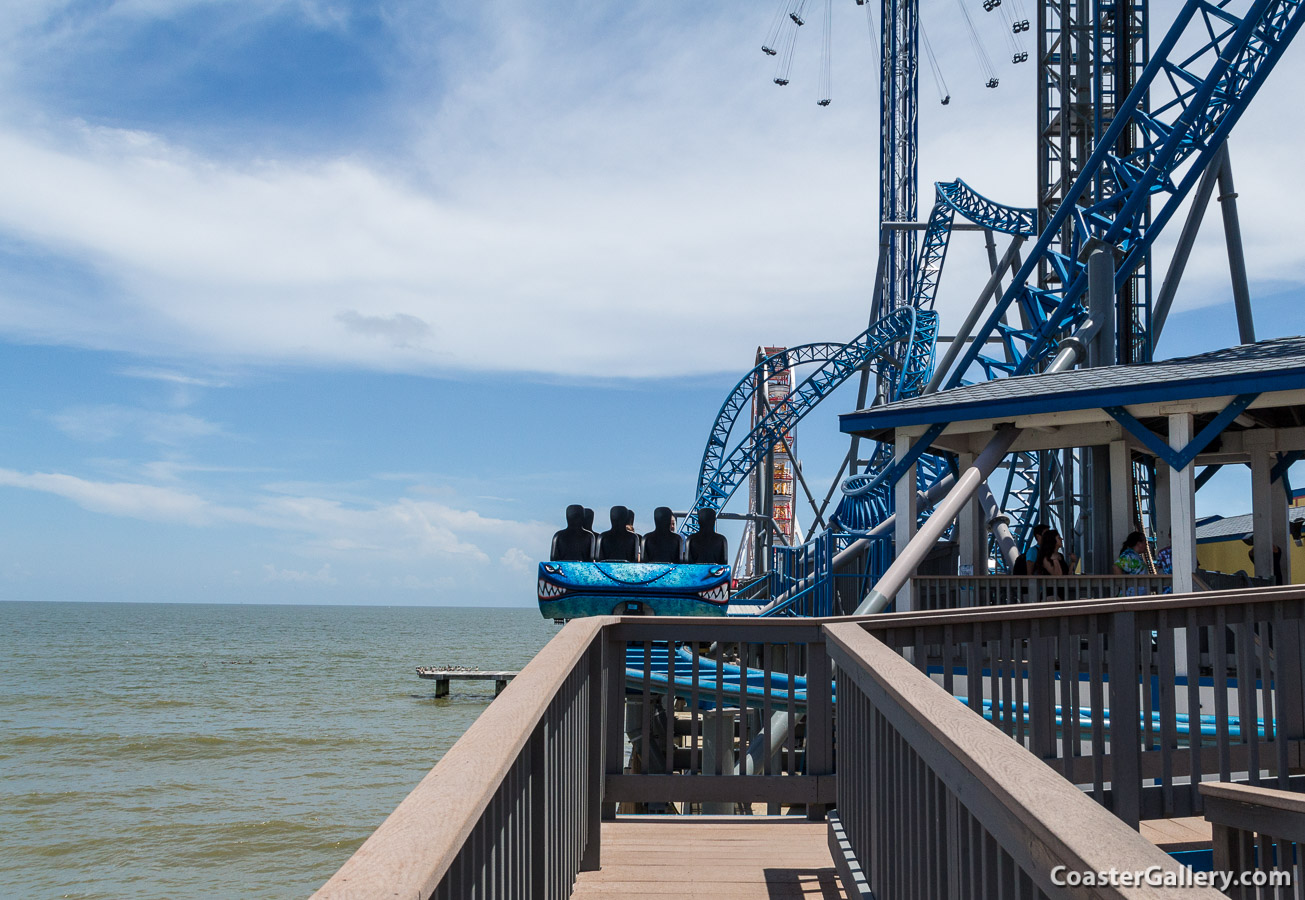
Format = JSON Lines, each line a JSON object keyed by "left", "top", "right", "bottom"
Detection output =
{"left": 0, "top": 465, "right": 552, "bottom": 565}
{"left": 0, "top": 4, "right": 1298, "bottom": 374}
{"left": 117, "top": 367, "right": 230, "bottom": 389}
{"left": 0, "top": 467, "right": 216, "bottom": 524}
{"left": 499, "top": 547, "right": 533, "bottom": 572}
{"left": 262, "top": 562, "right": 337, "bottom": 585}
{"left": 49, "top": 404, "right": 223, "bottom": 445}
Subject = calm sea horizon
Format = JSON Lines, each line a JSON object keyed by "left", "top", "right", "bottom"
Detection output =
{"left": 1, "top": 600, "right": 557, "bottom": 899}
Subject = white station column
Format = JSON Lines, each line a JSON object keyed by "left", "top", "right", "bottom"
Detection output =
{"left": 1109, "top": 439, "right": 1132, "bottom": 553}
{"left": 1169, "top": 413, "right": 1196, "bottom": 594}
{"left": 1273, "top": 460, "right": 1291, "bottom": 585}
{"left": 895, "top": 427, "right": 919, "bottom": 612}
{"left": 1155, "top": 461, "right": 1172, "bottom": 552}
{"left": 1251, "top": 448, "right": 1276, "bottom": 581}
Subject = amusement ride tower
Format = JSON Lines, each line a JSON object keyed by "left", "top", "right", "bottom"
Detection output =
{"left": 683, "top": 0, "right": 1289, "bottom": 594}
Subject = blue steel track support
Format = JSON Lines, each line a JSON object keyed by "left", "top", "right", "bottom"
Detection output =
{"left": 949, "top": 0, "right": 1305, "bottom": 389}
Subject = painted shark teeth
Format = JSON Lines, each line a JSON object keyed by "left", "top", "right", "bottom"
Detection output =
{"left": 698, "top": 584, "right": 730, "bottom": 603}
{"left": 538, "top": 580, "right": 567, "bottom": 600}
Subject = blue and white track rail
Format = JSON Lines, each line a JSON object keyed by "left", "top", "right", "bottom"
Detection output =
{"left": 624, "top": 644, "right": 1265, "bottom": 739}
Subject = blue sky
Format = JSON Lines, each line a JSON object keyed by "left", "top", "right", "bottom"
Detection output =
{"left": 0, "top": 1, "right": 1300, "bottom": 606}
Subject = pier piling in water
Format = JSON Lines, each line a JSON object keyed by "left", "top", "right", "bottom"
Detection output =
{"left": 415, "top": 666, "right": 519, "bottom": 697}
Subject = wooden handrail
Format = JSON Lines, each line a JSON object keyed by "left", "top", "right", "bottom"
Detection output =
{"left": 825, "top": 621, "right": 1223, "bottom": 898}
{"left": 1202, "top": 782, "right": 1305, "bottom": 844}
{"left": 854, "top": 582, "right": 1305, "bottom": 628}
{"left": 913, "top": 574, "right": 1172, "bottom": 581}
{"left": 311, "top": 616, "right": 610, "bottom": 900}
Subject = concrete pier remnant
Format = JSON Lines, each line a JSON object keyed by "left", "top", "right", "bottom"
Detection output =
{"left": 415, "top": 666, "right": 519, "bottom": 697}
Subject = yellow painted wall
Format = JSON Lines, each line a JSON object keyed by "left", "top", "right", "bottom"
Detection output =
{"left": 1197, "top": 538, "right": 1305, "bottom": 584}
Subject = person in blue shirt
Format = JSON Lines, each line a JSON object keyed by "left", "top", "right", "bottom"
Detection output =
{"left": 1012, "top": 523, "right": 1049, "bottom": 575}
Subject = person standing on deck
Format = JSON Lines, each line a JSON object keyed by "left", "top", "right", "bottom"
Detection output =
{"left": 1114, "top": 531, "right": 1148, "bottom": 575}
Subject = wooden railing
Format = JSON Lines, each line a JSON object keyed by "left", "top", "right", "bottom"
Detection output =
{"left": 312, "top": 617, "right": 607, "bottom": 900}
{"left": 826, "top": 621, "right": 1221, "bottom": 899}
{"left": 1202, "top": 782, "right": 1304, "bottom": 898}
{"left": 863, "top": 586, "right": 1305, "bottom": 824}
{"left": 601, "top": 617, "right": 834, "bottom": 814}
{"left": 313, "top": 586, "right": 1305, "bottom": 899}
{"left": 912, "top": 574, "right": 1172, "bottom": 610}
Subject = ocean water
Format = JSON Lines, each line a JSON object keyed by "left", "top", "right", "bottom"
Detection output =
{"left": 0, "top": 601, "right": 558, "bottom": 899}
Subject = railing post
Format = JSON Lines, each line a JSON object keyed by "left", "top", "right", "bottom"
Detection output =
{"left": 529, "top": 724, "right": 547, "bottom": 897}
{"left": 602, "top": 628, "right": 625, "bottom": 822}
{"left": 1277, "top": 608, "right": 1305, "bottom": 744}
{"left": 581, "top": 638, "right": 604, "bottom": 872}
{"left": 807, "top": 632, "right": 833, "bottom": 821}
{"left": 1108, "top": 610, "right": 1142, "bottom": 827}
{"left": 1028, "top": 619, "right": 1056, "bottom": 761}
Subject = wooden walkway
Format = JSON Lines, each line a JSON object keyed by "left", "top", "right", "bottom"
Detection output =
{"left": 572, "top": 816, "right": 846, "bottom": 899}
{"left": 1140, "top": 816, "right": 1213, "bottom": 852}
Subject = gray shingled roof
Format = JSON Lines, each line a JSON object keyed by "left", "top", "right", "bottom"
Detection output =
{"left": 841, "top": 335, "right": 1305, "bottom": 433}
{"left": 1196, "top": 507, "right": 1305, "bottom": 542}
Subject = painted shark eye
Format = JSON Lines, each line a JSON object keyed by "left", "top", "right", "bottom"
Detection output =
{"left": 708, "top": 566, "right": 727, "bottom": 578}
{"left": 542, "top": 563, "right": 561, "bottom": 574}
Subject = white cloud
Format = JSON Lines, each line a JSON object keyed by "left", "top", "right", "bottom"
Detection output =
{"left": 499, "top": 547, "right": 533, "bottom": 572}
{"left": 0, "top": 465, "right": 551, "bottom": 565}
{"left": 0, "top": 3, "right": 1297, "bottom": 381}
{"left": 116, "top": 367, "right": 230, "bottom": 389}
{"left": 0, "top": 467, "right": 216, "bottom": 524}
{"left": 49, "top": 405, "right": 223, "bottom": 445}
{"left": 262, "top": 562, "right": 337, "bottom": 585}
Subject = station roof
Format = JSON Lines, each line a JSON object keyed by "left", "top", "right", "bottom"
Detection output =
{"left": 842, "top": 336, "right": 1305, "bottom": 437}
{"left": 1196, "top": 508, "right": 1305, "bottom": 543}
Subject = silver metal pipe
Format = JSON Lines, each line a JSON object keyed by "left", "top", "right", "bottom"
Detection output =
{"left": 1216, "top": 150, "right": 1256, "bottom": 345}
{"left": 1050, "top": 249, "right": 1113, "bottom": 370}
{"left": 978, "top": 486, "right": 1019, "bottom": 566}
{"left": 1153, "top": 142, "right": 1227, "bottom": 342}
{"left": 732, "top": 710, "right": 792, "bottom": 776}
{"left": 853, "top": 312, "right": 1101, "bottom": 615}
{"left": 856, "top": 426, "right": 1021, "bottom": 614}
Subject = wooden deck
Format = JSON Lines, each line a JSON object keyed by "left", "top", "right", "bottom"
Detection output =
{"left": 571, "top": 816, "right": 846, "bottom": 899}
{"left": 1140, "top": 815, "right": 1214, "bottom": 852}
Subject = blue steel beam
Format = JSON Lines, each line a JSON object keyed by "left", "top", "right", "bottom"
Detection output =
{"left": 947, "top": 0, "right": 1305, "bottom": 386}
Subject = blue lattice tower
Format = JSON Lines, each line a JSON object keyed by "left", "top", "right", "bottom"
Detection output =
{"left": 878, "top": 0, "right": 919, "bottom": 319}
{"left": 1094, "top": 0, "right": 1151, "bottom": 365}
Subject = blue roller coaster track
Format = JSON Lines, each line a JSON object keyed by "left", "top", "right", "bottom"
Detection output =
{"left": 907, "top": 179, "right": 1039, "bottom": 315}
{"left": 684, "top": 0, "right": 1302, "bottom": 597}
{"left": 682, "top": 305, "right": 938, "bottom": 536}
{"left": 947, "top": 0, "right": 1305, "bottom": 385}
{"left": 688, "top": 179, "right": 1035, "bottom": 541}
{"left": 694, "top": 342, "right": 848, "bottom": 508}
{"left": 935, "top": 179, "right": 1038, "bottom": 236}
